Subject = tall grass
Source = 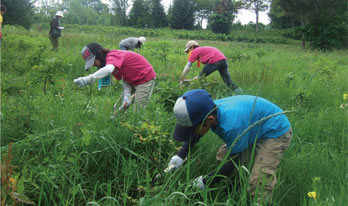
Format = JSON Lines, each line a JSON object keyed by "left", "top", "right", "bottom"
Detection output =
{"left": 1, "top": 25, "right": 347, "bottom": 205}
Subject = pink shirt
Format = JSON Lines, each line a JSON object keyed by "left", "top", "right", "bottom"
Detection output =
{"left": 188, "top": 47, "right": 226, "bottom": 64}
{"left": 106, "top": 50, "right": 156, "bottom": 86}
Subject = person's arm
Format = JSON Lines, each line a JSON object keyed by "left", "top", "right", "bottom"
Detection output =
{"left": 176, "top": 133, "right": 202, "bottom": 159}
{"left": 193, "top": 152, "right": 241, "bottom": 189}
{"left": 136, "top": 41, "right": 142, "bottom": 49}
{"left": 73, "top": 64, "right": 115, "bottom": 87}
{"left": 119, "top": 80, "right": 133, "bottom": 110}
{"left": 51, "top": 18, "right": 59, "bottom": 30}
{"left": 165, "top": 134, "right": 202, "bottom": 172}
{"left": 180, "top": 62, "right": 193, "bottom": 82}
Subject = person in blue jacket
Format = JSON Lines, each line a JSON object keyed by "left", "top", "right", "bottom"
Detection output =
{"left": 166, "top": 89, "right": 292, "bottom": 204}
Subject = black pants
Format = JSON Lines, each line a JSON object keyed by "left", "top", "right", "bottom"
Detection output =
{"left": 199, "top": 59, "right": 239, "bottom": 90}
{"left": 49, "top": 35, "right": 59, "bottom": 51}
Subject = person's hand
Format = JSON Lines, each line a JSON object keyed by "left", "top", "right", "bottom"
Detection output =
{"left": 192, "top": 176, "right": 205, "bottom": 189}
{"left": 234, "top": 87, "right": 243, "bottom": 95}
{"left": 179, "top": 80, "right": 184, "bottom": 86}
{"left": 118, "top": 102, "right": 130, "bottom": 111}
{"left": 58, "top": 27, "right": 64, "bottom": 30}
{"left": 164, "top": 155, "right": 185, "bottom": 173}
{"left": 73, "top": 77, "right": 86, "bottom": 87}
{"left": 179, "top": 75, "right": 185, "bottom": 84}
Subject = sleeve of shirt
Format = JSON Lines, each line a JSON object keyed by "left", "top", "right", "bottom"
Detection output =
{"left": 83, "top": 64, "right": 115, "bottom": 85}
{"left": 181, "top": 62, "right": 193, "bottom": 79}
{"left": 122, "top": 80, "right": 133, "bottom": 106}
{"left": 188, "top": 49, "right": 199, "bottom": 63}
{"left": 176, "top": 134, "right": 202, "bottom": 159}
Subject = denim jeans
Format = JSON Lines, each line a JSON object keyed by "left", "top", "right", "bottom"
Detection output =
{"left": 119, "top": 44, "right": 128, "bottom": 50}
{"left": 199, "top": 59, "right": 239, "bottom": 90}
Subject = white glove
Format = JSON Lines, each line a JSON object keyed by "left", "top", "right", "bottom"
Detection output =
{"left": 58, "top": 26, "right": 64, "bottom": 30}
{"left": 164, "top": 155, "right": 185, "bottom": 173}
{"left": 193, "top": 176, "right": 205, "bottom": 189}
{"left": 73, "top": 77, "right": 86, "bottom": 87}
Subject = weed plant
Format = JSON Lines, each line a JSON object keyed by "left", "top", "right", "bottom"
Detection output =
{"left": 1, "top": 25, "right": 347, "bottom": 205}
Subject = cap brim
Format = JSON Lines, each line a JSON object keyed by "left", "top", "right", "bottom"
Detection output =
{"left": 84, "top": 55, "right": 96, "bottom": 71}
{"left": 173, "top": 124, "right": 196, "bottom": 141}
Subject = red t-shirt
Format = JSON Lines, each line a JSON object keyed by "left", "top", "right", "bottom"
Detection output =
{"left": 106, "top": 50, "right": 156, "bottom": 86}
{"left": 188, "top": 47, "right": 226, "bottom": 64}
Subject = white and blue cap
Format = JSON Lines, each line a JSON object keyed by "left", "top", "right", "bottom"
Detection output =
{"left": 173, "top": 89, "right": 216, "bottom": 141}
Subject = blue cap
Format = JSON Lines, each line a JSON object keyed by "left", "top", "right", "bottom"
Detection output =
{"left": 173, "top": 89, "right": 216, "bottom": 141}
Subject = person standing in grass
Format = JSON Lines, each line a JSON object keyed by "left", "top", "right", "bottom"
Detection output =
{"left": 166, "top": 89, "right": 292, "bottom": 205}
{"left": 0, "top": 4, "right": 6, "bottom": 44}
{"left": 119, "top": 37, "right": 146, "bottom": 51}
{"left": 73, "top": 43, "right": 156, "bottom": 111}
{"left": 180, "top": 40, "right": 242, "bottom": 95}
{"left": 49, "top": 11, "right": 64, "bottom": 51}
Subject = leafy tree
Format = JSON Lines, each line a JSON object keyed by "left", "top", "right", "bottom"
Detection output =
{"left": 170, "top": 0, "right": 196, "bottom": 30}
{"left": 128, "top": 0, "right": 152, "bottom": 27}
{"left": 208, "top": 0, "right": 239, "bottom": 34}
{"left": 2, "top": 0, "right": 34, "bottom": 29}
{"left": 151, "top": 0, "right": 167, "bottom": 28}
{"left": 80, "top": 0, "right": 109, "bottom": 13}
{"left": 269, "top": 0, "right": 300, "bottom": 29}
{"left": 242, "top": 0, "right": 269, "bottom": 32}
{"left": 306, "top": 0, "right": 348, "bottom": 50}
{"left": 278, "top": 0, "right": 313, "bottom": 48}
{"left": 209, "top": 13, "right": 232, "bottom": 34}
{"left": 111, "top": 0, "right": 129, "bottom": 26}
{"left": 195, "top": 0, "right": 215, "bottom": 29}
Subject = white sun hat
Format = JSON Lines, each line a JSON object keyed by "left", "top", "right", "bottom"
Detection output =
{"left": 55, "top": 11, "right": 64, "bottom": 17}
{"left": 139, "top": 37, "right": 146, "bottom": 44}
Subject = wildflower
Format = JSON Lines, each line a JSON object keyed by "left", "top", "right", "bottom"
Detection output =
{"left": 344, "top": 94, "right": 348, "bottom": 101}
{"left": 9, "top": 177, "right": 17, "bottom": 184}
{"left": 307, "top": 191, "right": 317, "bottom": 199}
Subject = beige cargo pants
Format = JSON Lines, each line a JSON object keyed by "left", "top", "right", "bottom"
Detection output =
{"left": 216, "top": 128, "right": 292, "bottom": 204}
{"left": 134, "top": 78, "right": 156, "bottom": 109}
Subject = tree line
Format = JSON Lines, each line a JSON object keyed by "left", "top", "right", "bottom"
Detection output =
{"left": 2, "top": 0, "right": 347, "bottom": 50}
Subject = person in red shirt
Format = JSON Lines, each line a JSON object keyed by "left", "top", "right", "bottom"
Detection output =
{"left": 181, "top": 40, "right": 242, "bottom": 95}
{"left": 74, "top": 43, "right": 156, "bottom": 111}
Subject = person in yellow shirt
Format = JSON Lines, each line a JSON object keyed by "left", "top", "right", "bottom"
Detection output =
{"left": 0, "top": 5, "right": 6, "bottom": 43}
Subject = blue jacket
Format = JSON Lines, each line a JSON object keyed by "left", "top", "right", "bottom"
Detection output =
{"left": 177, "top": 95, "right": 290, "bottom": 159}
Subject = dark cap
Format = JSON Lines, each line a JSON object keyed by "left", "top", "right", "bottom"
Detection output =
{"left": 173, "top": 89, "right": 216, "bottom": 141}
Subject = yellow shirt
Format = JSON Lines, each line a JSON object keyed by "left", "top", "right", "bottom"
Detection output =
{"left": 0, "top": 14, "right": 3, "bottom": 24}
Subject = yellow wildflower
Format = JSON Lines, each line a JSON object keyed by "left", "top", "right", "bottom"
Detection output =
{"left": 307, "top": 191, "right": 317, "bottom": 199}
{"left": 344, "top": 94, "right": 348, "bottom": 101}
{"left": 9, "top": 177, "right": 17, "bottom": 184}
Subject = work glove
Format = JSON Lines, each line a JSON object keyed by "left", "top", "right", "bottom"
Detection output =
{"left": 234, "top": 87, "right": 243, "bottom": 95}
{"left": 73, "top": 77, "right": 87, "bottom": 87}
{"left": 118, "top": 101, "right": 130, "bottom": 111}
{"left": 58, "top": 26, "right": 64, "bottom": 30}
{"left": 192, "top": 176, "right": 205, "bottom": 189}
{"left": 164, "top": 155, "right": 185, "bottom": 173}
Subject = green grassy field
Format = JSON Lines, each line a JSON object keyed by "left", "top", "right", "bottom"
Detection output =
{"left": 1, "top": 25, "right": 347, "bottom": 206}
